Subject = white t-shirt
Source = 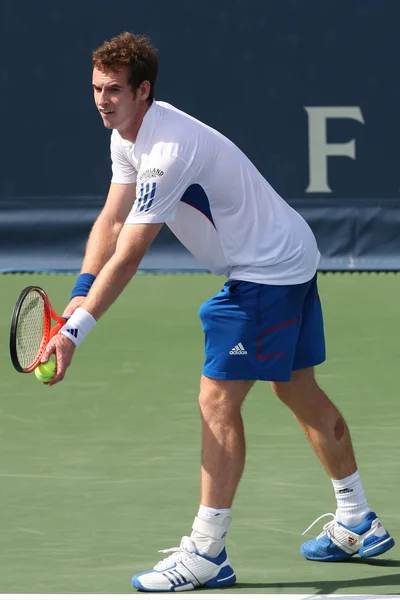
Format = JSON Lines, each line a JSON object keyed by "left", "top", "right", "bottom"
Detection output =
{"left": 111, "top": 101, "right": 320, "bottom": 285}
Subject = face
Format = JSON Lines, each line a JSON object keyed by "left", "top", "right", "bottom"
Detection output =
{"left": 92, "top": 67, "right": 148, "bottom": 138}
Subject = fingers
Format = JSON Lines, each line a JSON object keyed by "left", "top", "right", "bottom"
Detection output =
{"left": 41, "top": 339, "right": 56, "bottom": 364}
{"left": 41, "top": 334, "right": 76, "bottom": 387}
{"left": 39, "top": 296, "right": 84, "bottom": 387}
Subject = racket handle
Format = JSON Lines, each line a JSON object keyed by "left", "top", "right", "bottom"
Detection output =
{"left": 50, "top": 318, "right": 67, "bottom": 339}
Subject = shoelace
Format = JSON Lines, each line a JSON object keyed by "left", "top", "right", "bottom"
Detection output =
{"left": 302, "top": 512, "right": 336, "bottom": 538}
{"left": 155, "top": 545, "right": 191, "bottom": 570}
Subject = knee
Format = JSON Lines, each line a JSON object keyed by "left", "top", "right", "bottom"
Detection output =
{"left": 198, "top": 377, "right": 252, "bottom": 424}
{"left": 270, "top": 368, "right": 319, "bottom": 405}
{"left": 198, "top": 379, "right": 248, "bottom": 423}
{"left": 198, "top": 387, "right": 228, "bottom": 422}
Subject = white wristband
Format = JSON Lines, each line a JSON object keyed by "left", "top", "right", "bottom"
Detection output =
{"left": 59, "top": 307, "right": 97, "bottom": 347}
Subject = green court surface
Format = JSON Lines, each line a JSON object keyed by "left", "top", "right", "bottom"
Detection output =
{"left": 0, "top": 273, "right": 399, "bottom": 594}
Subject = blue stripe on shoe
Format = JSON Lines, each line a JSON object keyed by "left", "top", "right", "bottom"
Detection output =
{"left": 195, "top": 547, "right": 227, "bottom": 565}
{"left": 203, "top": 565, "right": 236, "bottom": 588}
{"left": 359, "top": 534, "right": 395, "bottom": 557}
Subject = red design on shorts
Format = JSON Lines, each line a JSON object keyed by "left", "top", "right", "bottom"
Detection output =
{"left": 256, "top": 317, "right": 300, "bottom": 360}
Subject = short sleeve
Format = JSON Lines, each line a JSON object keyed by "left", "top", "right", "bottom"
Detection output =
{"left": 110, "top": 131, "right": 137, "bottom": 184}
{"left": 125, "top": 154, "right": 193, "bottom": 224}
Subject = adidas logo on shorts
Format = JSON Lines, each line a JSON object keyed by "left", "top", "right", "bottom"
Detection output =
{"left": 229, "top": 342, "right": 247, "bottom": 355}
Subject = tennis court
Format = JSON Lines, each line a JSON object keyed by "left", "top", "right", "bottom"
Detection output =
{"left": 1, "top": 273, "right": 399, "bottom": 594}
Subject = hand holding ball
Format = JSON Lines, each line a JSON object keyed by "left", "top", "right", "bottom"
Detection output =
{"left": 35, "top": 356, "right": 57, "bottom": 383}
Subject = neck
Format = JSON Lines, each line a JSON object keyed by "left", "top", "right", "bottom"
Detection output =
{"left": 118, "top": 101, "right": 151, "bottom": 143}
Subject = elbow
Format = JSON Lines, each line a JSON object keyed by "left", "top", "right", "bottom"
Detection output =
{"left": 112, "top": 252, "right": 140, "bottom": 279}
{"left": 97, "top": 212, "right": 125, "bottom": 237}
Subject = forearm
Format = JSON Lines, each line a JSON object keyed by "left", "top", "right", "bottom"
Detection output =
{"left": 81, "top": 213, "right": 124, "bottom": 275}
{"left": 81, "top": 254, "right": 138, "bottom": 320}
{"left": 60, "top": 222, "right": 162, "bottom": 349}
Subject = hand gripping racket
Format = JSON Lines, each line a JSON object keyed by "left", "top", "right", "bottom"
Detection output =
{"left": 9, "top": 286, "right": 67, "bottom": 373}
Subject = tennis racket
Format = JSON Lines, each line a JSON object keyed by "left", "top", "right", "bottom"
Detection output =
{"left": 9, "top": 286, "right": 67, "bottom": 373}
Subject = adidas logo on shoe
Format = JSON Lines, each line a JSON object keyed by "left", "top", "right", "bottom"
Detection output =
{"left": 348, "top": 536, "right": 357, "bottom": 547}
{"left": 229, "top": 343, "right": 247, "bottom": 355}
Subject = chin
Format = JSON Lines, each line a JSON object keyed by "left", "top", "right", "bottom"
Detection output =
{"left": 100, "top": 117, "right": 114, "bottom": 129}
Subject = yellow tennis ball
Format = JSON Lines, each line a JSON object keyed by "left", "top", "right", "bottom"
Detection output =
{"left": 34, "top": 356, "right": 56, "bottom": 382}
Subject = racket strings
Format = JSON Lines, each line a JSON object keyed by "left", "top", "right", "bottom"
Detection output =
{"left": 16, "top": 291, "right": 48, "bottom": 369}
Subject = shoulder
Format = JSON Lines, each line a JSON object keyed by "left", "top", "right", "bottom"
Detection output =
{"left": 156, "top": 101, "right": 201, "bottom": 125}
{"left": 154, "top": 101, "right": 204, "bottom": 140}
{"left": 149, "top": 103, "right": 208, "bottom": 162}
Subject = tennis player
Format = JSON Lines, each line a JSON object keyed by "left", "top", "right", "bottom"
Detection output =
{"left": 41, "top": 32, "right": 394, "bottom": 591}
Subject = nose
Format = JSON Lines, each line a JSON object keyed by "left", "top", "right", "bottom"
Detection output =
{"left": 98, "top": 89, "right": 109, "bottom": 106}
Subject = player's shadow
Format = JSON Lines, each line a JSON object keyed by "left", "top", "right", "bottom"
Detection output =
{"left": 235, "top": 567, "right": 400, "bottom": 593}
{"left": 357, "top": 557, "right": 400, "bottom": 567}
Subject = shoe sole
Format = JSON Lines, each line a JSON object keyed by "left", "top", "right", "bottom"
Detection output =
{"left": 132, "top": 571, "right": 236, "bottom": 592}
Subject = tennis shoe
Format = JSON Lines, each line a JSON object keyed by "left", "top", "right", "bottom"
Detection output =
{"left": 301, "top": 511, "right": 395, "bottom": 561}
{"left": 131, "top": 536, "right": 236, "bottom": 592}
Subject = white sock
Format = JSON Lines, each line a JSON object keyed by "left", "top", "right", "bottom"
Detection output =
{"left": 198, "top": 505, "right": 231, "bottom": 520}
{"left": 332, "top": 471, "right": 371, "bottom": 527}
{"left": 190, "top": 505, "right": 231, "bottom": 557}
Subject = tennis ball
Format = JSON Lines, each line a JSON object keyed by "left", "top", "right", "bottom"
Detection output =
{"left": 34, "top": 356, "right": 56, "bottom": 383}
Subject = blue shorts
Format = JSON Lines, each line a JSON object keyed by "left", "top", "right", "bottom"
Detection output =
{"left": 198, "top": 274, "right": 326, "bottom": 382}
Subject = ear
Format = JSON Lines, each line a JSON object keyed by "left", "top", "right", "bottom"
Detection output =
{"left": 138, "top": 80, "right": 151, "bottom": 102}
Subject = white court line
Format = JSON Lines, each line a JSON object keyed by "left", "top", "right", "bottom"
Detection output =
{"left": 0, "top": 595, "right": 399, "bottom": 600}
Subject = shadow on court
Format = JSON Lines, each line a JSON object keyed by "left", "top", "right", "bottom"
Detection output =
{"left": 235, "top": 568, "right": 400, "bottom": 593}
{"left": 356, "top": 557, "right": 400, "bottom": 568}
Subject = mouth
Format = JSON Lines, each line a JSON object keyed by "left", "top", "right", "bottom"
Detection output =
{"left": 99, "top": 109, "right": 115, "bottom": 115}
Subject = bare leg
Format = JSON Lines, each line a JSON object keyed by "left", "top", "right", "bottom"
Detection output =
{"left": 199, "top": 375, "right": 255, "bottom": 507}
{"left": 270, "top": 367, "right": 357, "bottom": 479}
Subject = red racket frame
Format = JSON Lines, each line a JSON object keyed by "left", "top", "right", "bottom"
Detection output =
{"left": 9, "top": 286, "right": 66, "bottom": 373}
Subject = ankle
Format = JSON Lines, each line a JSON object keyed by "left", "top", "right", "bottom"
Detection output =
{"left": 190, "top": 506, "right": 231, "bottom": 557}
{"left": 198, "top": 504, "right": 231, "bottom": 520}
{"left": 332, "top": 471, "right": 371, "bottom": 526}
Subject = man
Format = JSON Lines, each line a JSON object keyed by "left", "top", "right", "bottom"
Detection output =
{"left": 41, "top": 32, "right": 394, "bottom": 592}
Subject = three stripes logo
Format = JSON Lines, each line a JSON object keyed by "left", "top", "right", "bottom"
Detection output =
{"left": 348, "top": 536, "right": 358, "bottom": 547}
{"left": 229, "top": 342, "right": 247, "bottom": 355}
{"left": 161, "top": 568, "right": 189, "bottom": 587}
{"left": 66, "top": 328, "right": 78, "bottom": 338}
{"left": 135, "top": 181, "right": 157, "bottom": 213}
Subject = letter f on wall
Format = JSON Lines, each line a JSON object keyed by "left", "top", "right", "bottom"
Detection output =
{"left": 304, "top": 106, "right": 365, "bottom": 193}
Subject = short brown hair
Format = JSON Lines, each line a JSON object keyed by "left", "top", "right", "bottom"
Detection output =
{"left": 92, "top": 32, "right": 158, "bottom": 103}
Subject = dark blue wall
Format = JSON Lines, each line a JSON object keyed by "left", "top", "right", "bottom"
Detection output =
{"left": 1, "top": 0, "right": 400, "bottom": 271}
